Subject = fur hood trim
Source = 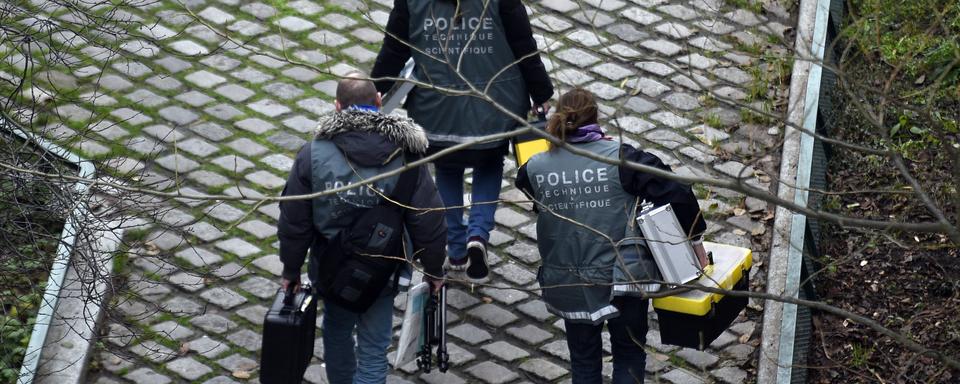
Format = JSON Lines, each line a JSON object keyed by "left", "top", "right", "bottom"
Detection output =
{"left": 315, "top": 110, "right": 428, "bottom": 153}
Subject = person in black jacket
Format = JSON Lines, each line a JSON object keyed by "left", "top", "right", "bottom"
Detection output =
{"left": 372, "top": 0, "right": 554, "bottom": 282}
{"left": 277, "top": 72, "right": 446, "bottom": 384}
{"left": 516, "top": 88, "right": 708, "bottom": 384}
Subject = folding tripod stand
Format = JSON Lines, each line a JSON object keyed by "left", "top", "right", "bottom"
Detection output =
{"left": 416, "top": 285, "right": 448, "bottom": 373}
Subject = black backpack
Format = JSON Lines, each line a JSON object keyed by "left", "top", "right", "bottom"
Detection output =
{"left": 315, "top": 166, "right": 419, "bottom": 313}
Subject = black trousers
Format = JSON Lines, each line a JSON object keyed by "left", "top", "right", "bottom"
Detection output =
{"left": 564, "top": 297, "right": 649, "bottom": 384}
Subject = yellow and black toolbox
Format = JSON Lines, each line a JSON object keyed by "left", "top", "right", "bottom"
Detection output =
{"left": 512, "top": 113, "right": 549, "bottom": 167}
{"left": 652, "top": 242, "right": 753, "bottom": 350}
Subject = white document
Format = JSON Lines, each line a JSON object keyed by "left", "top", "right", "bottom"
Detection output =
{"left": 393, "top": 282, "right": 428, "bottom": 369}
{"left": 381, "top": 58, "right": 416, "bottom": 115}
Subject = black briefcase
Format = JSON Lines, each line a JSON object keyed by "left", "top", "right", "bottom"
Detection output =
{"left": 260, "top": 285, "right": 317, "bottom": 383}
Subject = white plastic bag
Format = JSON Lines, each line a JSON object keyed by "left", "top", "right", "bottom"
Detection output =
{"left": 393, "top": 282, "right": 428, "bottom": 368}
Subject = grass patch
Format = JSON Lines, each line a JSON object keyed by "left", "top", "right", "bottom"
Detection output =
{"left": 843, "top": 0, "right": 960, "bottom": 88}
{"left": 739, "top": 105, "right": 776, "bottom": 125}
{"left": 703, "top": 112, "right": 723, "bottom": 129}
{"left": 726, "top": 0, "right": 763, "bottom": 14}
{"left": 0, "top": 133, "right": 70, "bottom": 382}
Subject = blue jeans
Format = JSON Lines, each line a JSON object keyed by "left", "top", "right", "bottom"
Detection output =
{"left": 434, "top": 159, "right": 504, "bottom": 260}
{"left": 564, "top": 298, "right": 649, "bottom": 384}
{"left": 322, "top": 291, "right": 395, "bottom": 384}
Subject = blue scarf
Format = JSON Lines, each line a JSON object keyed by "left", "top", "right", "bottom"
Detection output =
{"left": 348, "top": 104, "right": 379, "bottom": 112}
{"left": 566, "top": 124, "right": 605, "bottom": 143}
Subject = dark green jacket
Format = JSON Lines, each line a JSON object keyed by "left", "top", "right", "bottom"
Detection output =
{"left": 517, "top": 139, "right": 707, "bottom": 324}
{"left": 372, "top": 0, "right": 554, "bottom": 150}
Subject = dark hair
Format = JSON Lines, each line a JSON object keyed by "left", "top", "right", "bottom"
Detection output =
{"left": 546, "top": 88, "right": 598, "bottom": 147}
{"left": 336, "top": 71, "right": 378, "bottom": 108}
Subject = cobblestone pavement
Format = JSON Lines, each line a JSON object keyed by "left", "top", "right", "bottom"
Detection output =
{"left": 6, "top": 0, "right": 794, "bottom": 383}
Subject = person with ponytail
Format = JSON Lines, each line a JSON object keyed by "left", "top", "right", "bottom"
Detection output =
{"left": 544, "top": 88, "right": 601, "bottom": 147}
{"left": 516, "top": 88, "right": 707, "bottom": 384}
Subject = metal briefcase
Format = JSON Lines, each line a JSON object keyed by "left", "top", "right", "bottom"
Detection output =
{"left": 260, "top": 285, "right": 317, "bottom": 384}
{"left": 636, "top": 203, "right": 703, "bottom": 285}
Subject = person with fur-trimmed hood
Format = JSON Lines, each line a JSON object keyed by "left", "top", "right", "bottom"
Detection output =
{"left": 277, "top": 71, "right": 446, "bottom": 384}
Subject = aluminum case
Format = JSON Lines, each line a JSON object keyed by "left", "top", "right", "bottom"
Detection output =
{"left": 636, "top": 203, "right": 702, "bottom": 285}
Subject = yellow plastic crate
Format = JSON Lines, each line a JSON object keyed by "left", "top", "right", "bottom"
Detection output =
{"left": 513, "top": 138, "right": 550, "bottom": 167}
{"left": 652, "top": 242, "right": 752, "bottom": 350}
{"left": 653, "top": 242, "right": 753, "bottom": 316}
{"left": 512, "top": 118, "right": 550, "bottom": 167}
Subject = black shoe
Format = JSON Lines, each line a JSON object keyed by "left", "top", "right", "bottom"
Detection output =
{"left": 465, "top": 237, "right": 489, "bottom": 282}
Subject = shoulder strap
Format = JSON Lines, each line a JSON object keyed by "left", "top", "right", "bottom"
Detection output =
{"left": 386, "top": 153, "right": 420, "bottom": 209}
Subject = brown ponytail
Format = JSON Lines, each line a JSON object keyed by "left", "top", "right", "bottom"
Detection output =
{"left": 546, "top": 88, "right": 598, "bottom": 148}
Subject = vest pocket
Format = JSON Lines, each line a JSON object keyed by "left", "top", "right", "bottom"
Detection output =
{"left": 539, "top": 264, "right": 612, "bottom": 310}
{"left": 613, "top": 239, "right": 662, "bottom": 296}
{"left": 366, "top": 223, "right": 394, "bottom": 251}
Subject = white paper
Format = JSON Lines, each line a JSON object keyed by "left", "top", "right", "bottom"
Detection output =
{"left": 381, "top": 59, "right": 416, "bottom": 115}
{"left": 393, "top": 282, "right": 428, "bottom": 369}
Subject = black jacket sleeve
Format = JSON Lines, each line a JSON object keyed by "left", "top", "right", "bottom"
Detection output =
{"left": 277, "top": 143, "right": 316, "bottom": 281}
{"left": 500, "top": 0, "right": 554, "bottom": 105}
{"left": 371, "top": 0, "right": 411, "bottom": 95}
{"left": 619, "top": 144, "right": 707, "bottom": 240}
{"left": 514, "top": 163, "right": 538, "bottom": 213}
{"left": 404, "top": 164, "right": 448, "bottom": 278}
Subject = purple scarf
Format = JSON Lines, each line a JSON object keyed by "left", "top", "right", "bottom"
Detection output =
{"left": 566, "top": 124, "right": 605, "bottom": 143}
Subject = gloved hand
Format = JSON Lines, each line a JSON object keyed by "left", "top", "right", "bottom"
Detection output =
{"left": 692, "top": 241, "right": 710, "bottom": 269}
{"left": 423, "top": 274, "right": 444, "bottom": 293}
{"left": 281, "top": 276, "right": 300, "bottom": 292}
{"left": 532, "top": 101, "right": 550, "bottom": 117}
